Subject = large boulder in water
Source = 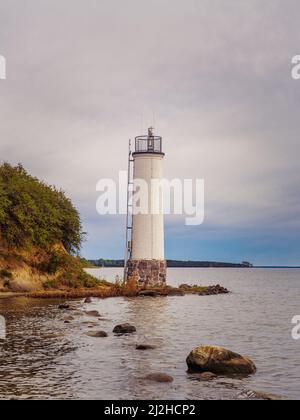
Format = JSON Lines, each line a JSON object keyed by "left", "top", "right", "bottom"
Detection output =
{"left": 186, "top": 345, "right": 256, "bottom": 375}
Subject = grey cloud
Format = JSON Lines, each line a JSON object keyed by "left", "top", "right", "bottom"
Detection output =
{"left": 0, "top": 0, "right": 300, "bottom": 260}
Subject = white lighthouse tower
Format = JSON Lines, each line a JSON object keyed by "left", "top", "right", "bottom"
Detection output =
{"left": 125, "top": 127, "right": 167, "bottom": 287}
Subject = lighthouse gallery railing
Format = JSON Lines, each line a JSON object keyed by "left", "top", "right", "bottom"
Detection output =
{"left": 135, "top": 136, "right": 162, "bottom": 154}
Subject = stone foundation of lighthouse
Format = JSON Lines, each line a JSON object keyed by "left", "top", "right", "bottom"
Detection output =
{"left": 127, "top": 259, "right": 167, "bottom": 288}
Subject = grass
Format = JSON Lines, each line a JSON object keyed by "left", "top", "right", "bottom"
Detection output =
{"left": 179, "top": 284, "right": 210, "bottom": 293}
{"left": 0, "top": 243, "right": 113, "bottom": 293}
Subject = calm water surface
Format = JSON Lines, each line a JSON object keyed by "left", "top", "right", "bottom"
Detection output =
{"left": 0, "top": 268, "right": 299, "bottom": 400}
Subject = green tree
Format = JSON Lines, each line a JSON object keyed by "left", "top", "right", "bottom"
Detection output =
{"left": 0, "top": 163, "right": 83, "bottom": 254}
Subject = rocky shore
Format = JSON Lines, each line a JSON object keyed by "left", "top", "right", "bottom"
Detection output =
{"left": 0, "top": 282, "right": 231, "bottom": 300}
{"left": 179, "top": 284, "right": 230, "bottom": 296}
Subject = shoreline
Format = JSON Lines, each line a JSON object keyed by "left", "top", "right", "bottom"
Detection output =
{"left": 0, "top": 288, "right": 117, "bottom": 300}
{"left": 0, "top": 284, "right": 230, "bottom": 300}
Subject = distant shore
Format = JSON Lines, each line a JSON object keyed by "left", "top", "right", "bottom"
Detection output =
{"left": 255, "top": 266, "right": 300, "bottom": 269}
{"left": 88, "top": 259, "right": 254, "bottom": 269}
{"left": 87, "top": 260, "right": 300, "bottom": 269}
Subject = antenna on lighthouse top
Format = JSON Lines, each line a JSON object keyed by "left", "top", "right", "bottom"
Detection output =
{"left": 148, "top": 126, "right": 155, "bottom": 137}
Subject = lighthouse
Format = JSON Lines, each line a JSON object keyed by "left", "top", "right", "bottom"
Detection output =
{"left": 125, "top": 127, "right": 167, "bottom": 288}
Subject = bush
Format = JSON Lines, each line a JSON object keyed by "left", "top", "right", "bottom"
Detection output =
{"left": 122, "top": 276, "right": 138, "bottom": 297}
{"left": 39, "top": 248, "right": 101, "bottom": 289}
{"left": 0, "top": 163, "right": 83, "bottom": 254}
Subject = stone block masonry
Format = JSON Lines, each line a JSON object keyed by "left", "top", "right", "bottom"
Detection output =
{"left": 127, "top": 259, "right": 167, "bottom": 288}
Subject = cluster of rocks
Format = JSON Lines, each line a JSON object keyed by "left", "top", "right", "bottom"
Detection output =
{"left": 199, "top": 285, "right": 230, "bottom": 296}
{"left": 138, "top": 289, "right": 185, "bottom": 297}
{"left": 178, "top": 284, "right": 230, "bottom": 296}
{"left": 59, "top": 301, "right": 139, "bottom": 338}
{"left": 137, "top": 285, "right": 231, "bottom": 298}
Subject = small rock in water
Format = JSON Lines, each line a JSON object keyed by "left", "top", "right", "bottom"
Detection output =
{"left": 82, "top": 321, "right": 98, "bottom": 327}
{"left": 197, "top": 372, "right": 217, "bottom": 381}
{"left": 238, "top": 390, "right": 284, "bottom": 401}
{"left": 63, "top": 316, "right": 74, "bottom": 323}
{"left": 85, "top": 310, "right": 101, "bottom": 318}
{"left": 113, "top": 323, "right": 136, "bottom": 335}
{"left": 186, "top": 345, "right": 256, "bottom": 375}
{"left": 136, "top": 344, "right": 157, "bottom": 350}
{"left": 84, "top": 297, "right": 92, "bottom": 304}
{"left": 138, "top": 290, "right": 160, "bottom": 297}
{"left": 143, "top": 373, "right": 174, "bottom": 383}
{"left": 58, "top": 304, "right": 70, "bottom": 310}
{"left": 84, "top": 331, "right": 108, "bottom": 338}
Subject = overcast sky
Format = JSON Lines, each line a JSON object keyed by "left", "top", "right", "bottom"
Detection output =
{"left": 0, "top": 0, "right": 300, "bottom": 265}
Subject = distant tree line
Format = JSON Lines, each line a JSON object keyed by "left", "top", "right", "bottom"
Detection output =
{"left": 167, "top": 260, "right": 253, "bottom": 268}
{"left": 89, "top": 259, "right": 124, "bottom": 268}
{"left": 89, "top": 259, "right": 253, "bottom": 268}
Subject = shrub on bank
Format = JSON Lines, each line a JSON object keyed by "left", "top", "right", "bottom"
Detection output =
{"left": 0, "top": 163, "right": 82, "bottom": 254}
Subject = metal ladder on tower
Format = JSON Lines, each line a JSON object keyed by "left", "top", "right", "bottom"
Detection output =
{"left": 123, "top": 139, "right": 134, "bottom": 282}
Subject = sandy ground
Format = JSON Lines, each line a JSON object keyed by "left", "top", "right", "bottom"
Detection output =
{"left": 0, "top": 292, "right": 25, "bottom": 299}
